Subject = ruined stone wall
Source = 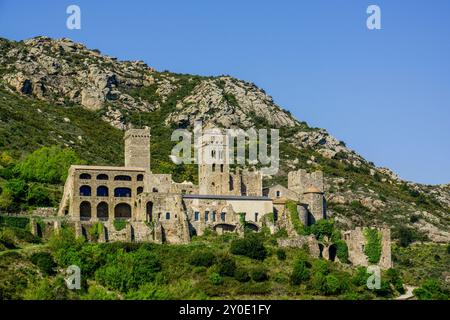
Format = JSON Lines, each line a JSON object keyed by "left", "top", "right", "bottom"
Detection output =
{"left": 343, "top": 227, "right": 392, "bottom": 269}
{"left": 303, "top": 192, "right": 325, "bottom": 223}
{"left": 240, "top": 171, "right": 262, "bottom": 196}
{"left": 135, "top": 193, "right": 190, "bottom": 243}
{"left": 149, "top": 174, "right": 172, "bottom": 193}
{"left": 277, "top": 235, "right": 321, "bottom": 257}
{"left": 170, "top": 182, "right": 198, "bottom": 195}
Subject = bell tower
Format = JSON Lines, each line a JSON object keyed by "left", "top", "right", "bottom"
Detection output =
{"left": 198, "top": 129, "right": 230, "bottom": 195}
{"left": 124, "top": 127, "right": 151, "bottom": 170}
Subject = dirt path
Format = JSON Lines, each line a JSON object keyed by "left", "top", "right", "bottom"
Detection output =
{"left": 396, "top": 285, "right": 417, "bottom": 300}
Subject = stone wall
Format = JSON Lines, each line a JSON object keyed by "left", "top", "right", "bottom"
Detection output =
{"left": 343, "top": 227, "right": 392, "bottom": 269}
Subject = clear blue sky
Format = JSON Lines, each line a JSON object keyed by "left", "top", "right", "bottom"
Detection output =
{"left": 1, "top": 0, "right": 449, "bottom": 185}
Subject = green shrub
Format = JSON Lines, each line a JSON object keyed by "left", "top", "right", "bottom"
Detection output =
{"left": 113, "top": 219, "right": 127, "bottom": 231}
{"left": 81, "top": 284, "right": 119, "bottom": 300}
{"left": 311, "top": 272, "right": 326, "bottom": 293}
{"left": 30, "top": 252, "right": 56, "bottom": 275}
{"left": 335, "top": 240, "right": 349, "bottom": 263}
{"left": 0, "top": 216, "right": 30, "bottom": 229}
{"left": 374, "top": 279, "right": 394, "bottom": 297}
{"left": 413, "top": 279, "right": 449, "bottom": 300}
{"left": 89, "top": 222, "right": 103, "bottom": 241}
{"left": 364, "top": 228, "right": 382, "bottom": 264}
{"left": 311, "top": 259, "right": 329, "bottom": 275}
{"left": 230, "top": 233, "right": 267, "bottom": 261}
{"left": 290, "top": 257, "right": 310, "bottom": 285}
{"left": 251, "top": 266, "right": 268, "bottom": 282}
{"left": 209, "top": 272, "right": 224, "bottom": 286}
{"left": 234, "top": 268, "right": 250, "bottom": 282}
{"left": 273, "top": 228, "right": 288, "bottom": 239}
{"left": 276, "top": 248, "right": 287, "bottom": 261}
{"left": 352, "top": 267, "right": 368, "bottom": 287}
{"left": 216, "top": 254, "right": 236, "bottom": 277}
{"left": 385, "top": 268, "right": 405, "bottom": 294}
{"left": 23, "top": 276, "right": 78, "bottom": 300}
{"left": 0, "top": 229, "right": 16, "bottom": 249}
{"left": 188, "top": 250, "right": 215, "bottom": 267}
{"left": 393, "top": 226, "right": 423, "bottom": 247}
{"left": 95, "top": 248, "right": 161, "bottom": 292}
{"left": 309, "top": 219, "right": 335, "bottom": 241}
{"left": 324, "top": 274, "right": 340, "bottom": 295}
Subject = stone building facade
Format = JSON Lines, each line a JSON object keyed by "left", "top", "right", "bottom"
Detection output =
{"left": 57, "top": 126, "right": 391, "bottom": 268}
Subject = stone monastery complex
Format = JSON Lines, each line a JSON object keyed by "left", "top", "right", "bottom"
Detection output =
{"left": 56, "top": 127, "right": 392, "bottom": 269}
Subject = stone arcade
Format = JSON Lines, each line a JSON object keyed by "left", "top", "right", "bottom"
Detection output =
{"left": 57, "top": 127, "right": 391, "bottom": 269}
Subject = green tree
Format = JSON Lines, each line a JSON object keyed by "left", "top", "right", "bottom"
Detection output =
{"left": 230, "top": 233, "right": 267, "bottom": 261}
{"left": 15, "top": 146, "right": 84, "bottom": 184}
{"left": 309, "top": 219, "right": 335, "bottom": 241}
{"left": 30, "top": 252, "right": 57, "bottom": 275}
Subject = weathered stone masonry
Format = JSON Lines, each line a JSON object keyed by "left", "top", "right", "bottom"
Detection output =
{"left": 57, "top": 126, "right": 391, "bottom": 269}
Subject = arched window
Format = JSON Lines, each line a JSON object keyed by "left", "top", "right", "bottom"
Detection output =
{"left": 220, "top": 164, "right": 224, "bottom": 173}
{"left": 97, "top": 202, "right": 108, "bottom": 220}
{"left": 79, "top": 185, "right": 91, "bottom": 196}
{"left": 205, "top": 211, "right": 209, "bottom": 222}
{"left": 80, "top": 201, "right": 91, "bottom": 220}
{"left": 114, "top": 203, "right": 131, "bottom": 219}
{"left": 97, "top": 186, "right": 109, "bottom": 197}
{"left": 114, "top": 175, "right": 132, "bottom": 181}
{"left": 152, "top": 188, "right": 158, "bottom": 193}
{"left": 166, "top": 212, "right": 171, "bottom": 220}
{"left": 276, "top": 190, "right": 281, "bottom": 198}
{"left": 212, "top": 164, "right": 216, "bottom": 172}
{"left": 137, "top": 174, "right": 144, "bottom": 181}
{"left": 194, "top": 211, "right": 199, "bottom": 221}
{"left": 211, "top": 149, "right": 216, "bottom": 158}
{"left": 254, "top": 212, "right": 259, "bottom": 222}
{"left": 79, "top": 173, "right": 91, "bottom": 180}
{"left": 97, "top": 174, "right": 109, "bottom": 180}
{"left": 137, "top": 186, "right": 144, "bottom": 195}
{"left": 212, "top": 211, "right": 216, "bottom": 221}
{"left": 221, "top": 212, "right": 226, "bottom": 222}
{"left": 114, "top": 187, "right": 132, "bottom": 197}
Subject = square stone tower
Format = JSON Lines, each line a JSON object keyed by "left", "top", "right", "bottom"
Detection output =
{"left": 124, "top": 127, "right": 151, "bottom": 170}
{"left": 198, "top": 129, "right": 231, "bottom": 195}
{"left": 288, "top": 169, "right": 326, "bottom": 224}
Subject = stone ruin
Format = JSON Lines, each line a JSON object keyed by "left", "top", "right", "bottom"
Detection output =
{"left": 49, "top": 126, "right": 392, "bottom": 269}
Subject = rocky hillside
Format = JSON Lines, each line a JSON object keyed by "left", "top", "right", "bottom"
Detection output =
{"left": 0, "top": 36, "right": 449, "bottom": 243}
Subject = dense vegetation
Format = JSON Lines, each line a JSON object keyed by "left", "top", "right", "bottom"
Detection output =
{"left": 5, "top": 219, "right": 443, "bottom": 300}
